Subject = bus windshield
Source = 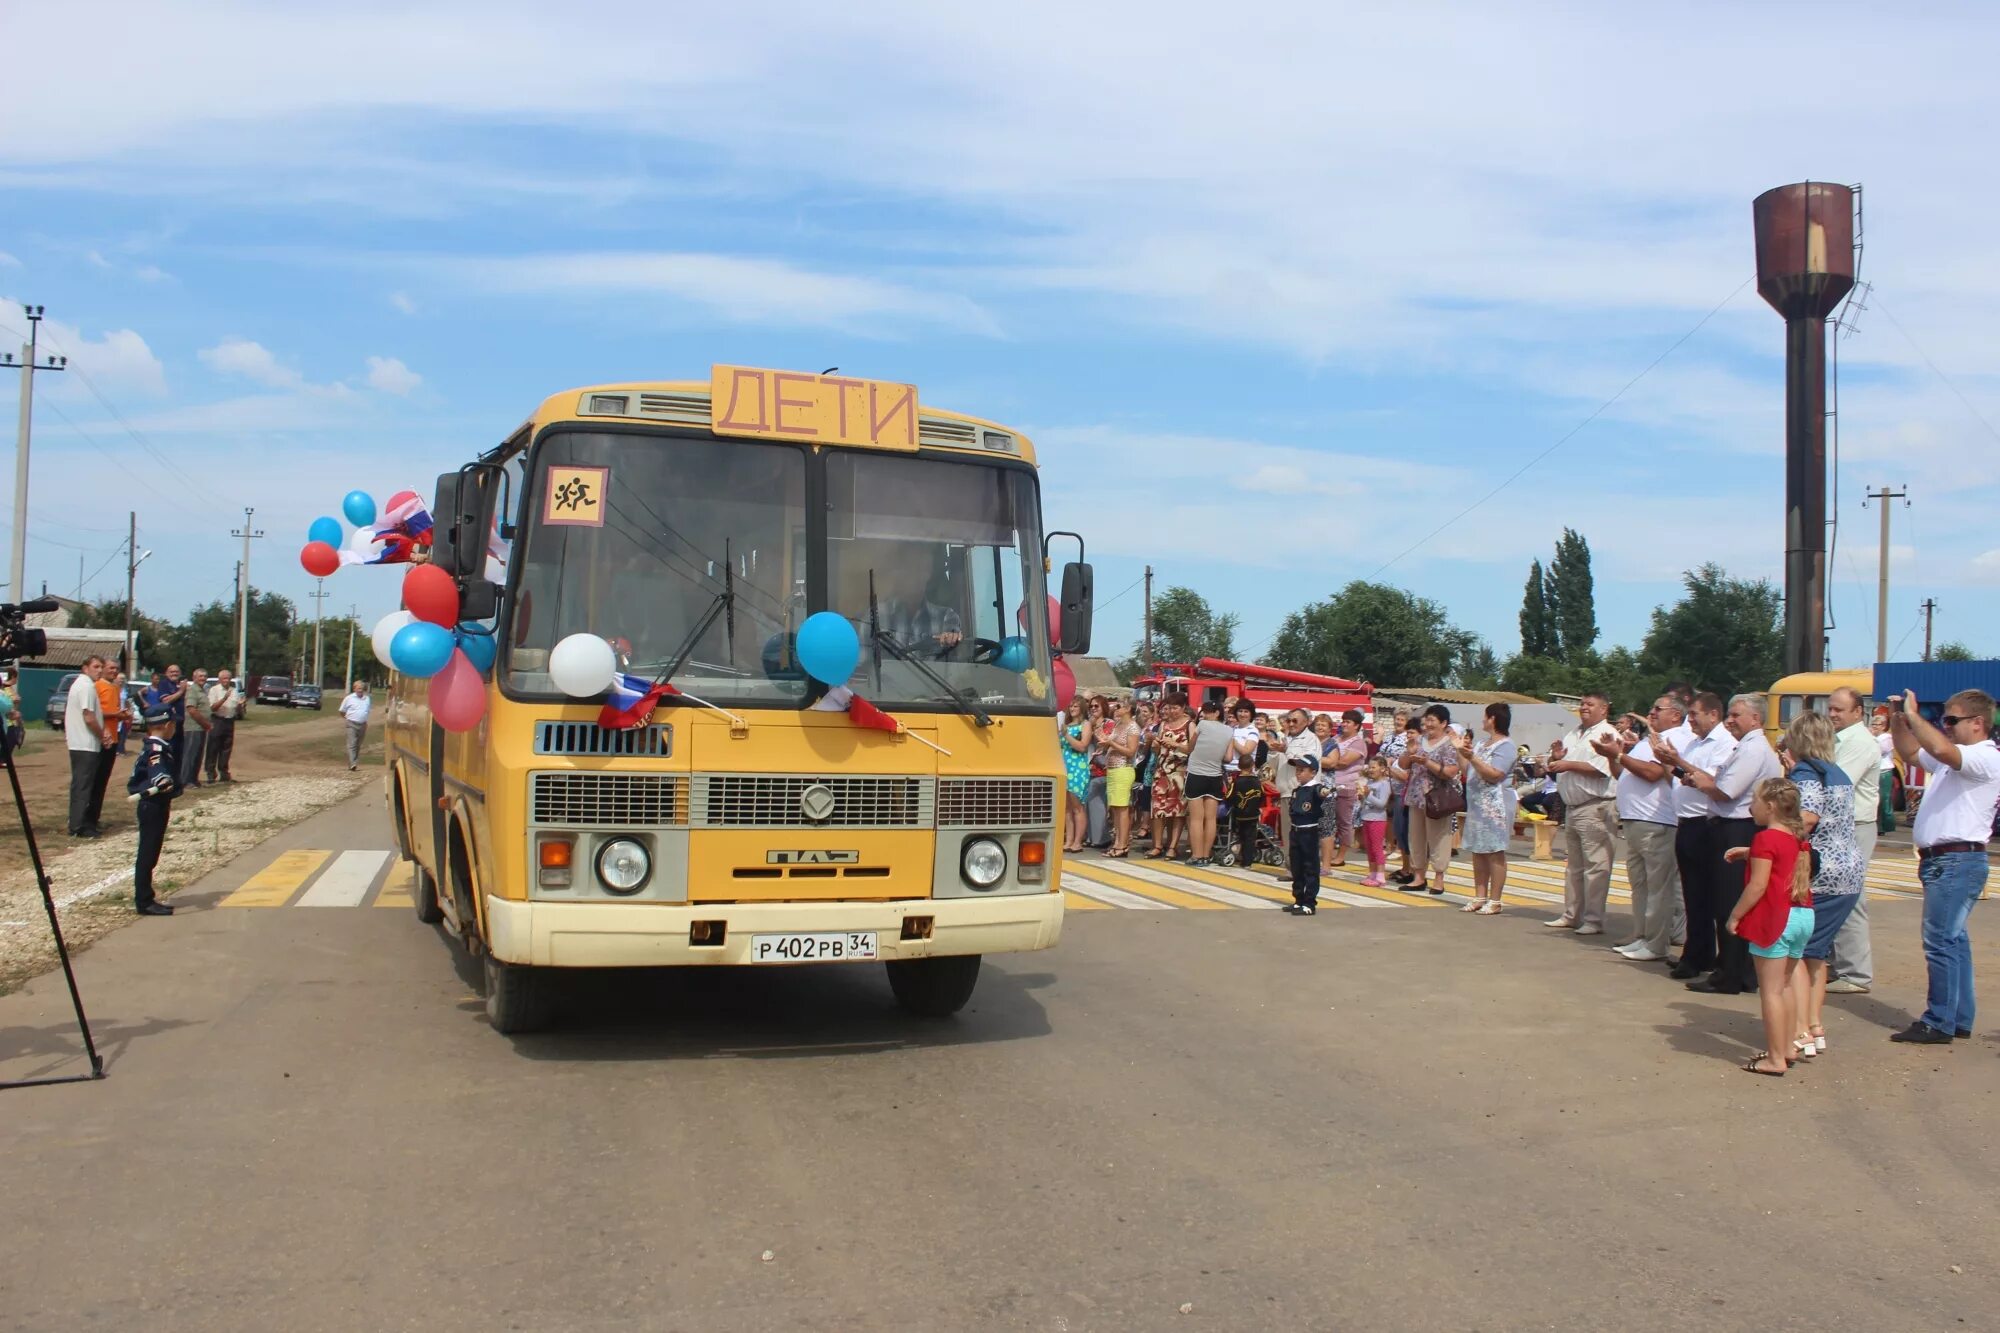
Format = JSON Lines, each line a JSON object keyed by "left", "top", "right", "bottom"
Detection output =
{"left": 827, "top": 451, "right": 1053, "bottom": 713}
{"left": 506, "top": 432, "right": 1055, "bottom": 712}
{"left": 508, "top": 432, "right": 809, "bottom": 703}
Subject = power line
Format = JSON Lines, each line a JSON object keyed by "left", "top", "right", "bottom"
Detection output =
{"left": 1095, "top": 573, "right": 1146, "bottom": 611}
{"left": 1872, "top": 296, "right": 2000, "bottom": 448}
{"left": 1241, "top": 274, "right": 1755, "bottom": 660}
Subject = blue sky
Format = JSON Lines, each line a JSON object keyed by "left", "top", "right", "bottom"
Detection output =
{"left": 4, "top": 2, "right": 1997, "bottom": 671}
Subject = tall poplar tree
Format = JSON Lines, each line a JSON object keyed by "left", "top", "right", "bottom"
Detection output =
{"left": 1548, "top": 528, "right": 1597, "bottom": 663}
{"left": 1518, "top": 559, "right": 1555, "bottom": 658}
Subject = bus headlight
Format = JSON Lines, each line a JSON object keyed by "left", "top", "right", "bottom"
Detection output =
{"left": 596, "top": 837, "right": 651, "bottom": 894}
{"left": 961, "top": 838, "right": 1007, "bottom": 890}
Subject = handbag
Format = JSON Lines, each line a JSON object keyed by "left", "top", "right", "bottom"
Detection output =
{"left": 1424, "top": 778, "right": 1466, "bottom": 820}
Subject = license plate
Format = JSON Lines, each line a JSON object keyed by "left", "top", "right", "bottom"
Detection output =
{"left": 748, "top": 931, "right": 878, "bottom": 964}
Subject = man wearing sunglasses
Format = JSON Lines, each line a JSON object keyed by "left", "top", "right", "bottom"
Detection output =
{"left": 1888, "top": 688, "right": 2000, "bottom": 1045}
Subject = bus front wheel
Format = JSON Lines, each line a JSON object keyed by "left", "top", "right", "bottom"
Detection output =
{"left": 412, "top": 863, "right": 443, "bottom": 925}
{"left": 886, "top": 954, "right": 981, "bottom": 1017}
{"left": 483, "top": 954, "right": 550, "bottom": 1034}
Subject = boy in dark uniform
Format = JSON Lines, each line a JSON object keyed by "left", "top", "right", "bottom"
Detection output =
{"left": 1224, "top": 757, "right": 1267, "bottom": 867}
{"left": 1287, "top": 753, "right": 1326, "bottom": 915}
{"left": 128, "top": 706, "right": 179, "bottom": 916}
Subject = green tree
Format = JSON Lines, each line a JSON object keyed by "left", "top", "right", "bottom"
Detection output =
{"left": 1518, "top": 559, "right": 1555, "bottom": 658}
{"left": 1934, "top": 641, "right": 1976, "bottom": 662}
{"left": 1268, "top": 581, "right": 1472, "bottom": 687}
{"left": 1451, "top": 639, "right": 1502, "bottom": 690}
{"left": 64, "top": 596, "right": 171, "bottom": 671}
{"left": 1120, "top": 585, "right": 1238, "bottom": 676}
{"left": 164, "top": 588, "right": 296, "bottom": 676}
{"left": 1548, "top": 528, "right": 1597, "bottom": 663}
{"left": 1636, "top": 563, "right": 1782, "bottom": 702}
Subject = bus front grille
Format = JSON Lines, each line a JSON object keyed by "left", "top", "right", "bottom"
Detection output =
{"left": 691, "top": 775, "right": 934, "bottom": 829}
{"left": 533, "top": 722, "right": 672, "bottom": 757}
{"left": 936, "top": 778, "right": 1057, "bottom": 829}
{"left": 531, "top": 773, "right": 687, "bottom": 827}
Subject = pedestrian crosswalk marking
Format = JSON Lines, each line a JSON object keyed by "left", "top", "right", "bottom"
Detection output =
{"left": 375, "top": 861, "right": 416, "bottom": 909}
{"left": 217, "top": 849, "right": 332, "bottom": 908}
{"left": 297, "top": 850, "right": 394, "bottom": 907}
{"left": 220, "top": 845, "right": 1943, "bottom": 915}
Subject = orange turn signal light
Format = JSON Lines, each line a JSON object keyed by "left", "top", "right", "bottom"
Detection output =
{"left": 539, "top": 838, "right": 574, "bottom": 869}
{"left": 1018, "top": 839, "right": 1047, "bottom": 867}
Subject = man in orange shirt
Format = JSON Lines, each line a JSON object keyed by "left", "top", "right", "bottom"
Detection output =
{"left": 87, "top": 660, "right": 125, "bottom": 833}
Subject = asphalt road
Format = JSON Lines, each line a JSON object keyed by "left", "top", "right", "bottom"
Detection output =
{"left": 2, "top": 792, "right": 1996, "bottom": 1332}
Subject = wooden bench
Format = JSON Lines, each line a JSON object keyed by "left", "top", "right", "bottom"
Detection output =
{"left": 1514, "top": 818, "right": 1559, "bottom": 861}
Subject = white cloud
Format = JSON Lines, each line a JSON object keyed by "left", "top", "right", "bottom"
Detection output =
{"left": 364, "top": 355, "right": 421, "bottom": 395}
{"left": 388, "top": 291, "right": 417, "bottom": 315}
{"left": 84, "top": 249, "right": 112, "bottom": 270}
{"left": 198, "top": 336, "right": 303, "bottom": 390}
{"left": 2, "top": 308, "right": 170, "bottom": 396}
{"left": 0, "top": 251, "right": 18, "bottom": 267}
{"left": 452, "top": 251, "right": 998, "bottom": 336}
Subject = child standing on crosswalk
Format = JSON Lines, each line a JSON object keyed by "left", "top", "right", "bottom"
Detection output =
{"left": 1359, "top": 757, "right": 1393, "bottom": 887}
{"left": 1286, "top": 754, "right": 1327, "bottom": 915}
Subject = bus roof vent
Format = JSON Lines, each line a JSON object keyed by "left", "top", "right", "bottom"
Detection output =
{"left": 635, "top": 392, "right": 712, "bottom": 425}
{"left": 581, "top": 393, "right": 632, "bottom": 416}
{"left": 918, "top": 416, "right": 978, "bottom": 448}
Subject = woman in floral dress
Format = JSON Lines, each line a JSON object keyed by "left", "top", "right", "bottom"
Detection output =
{"left": 1062, "top": 699, "right": 1095, "bottom": 853}
{"left": 1148, "top": 691, "right": 1192, "bottom": 860}
{"left": 1454, "top": 702, "right": 1518, "bottom": 914}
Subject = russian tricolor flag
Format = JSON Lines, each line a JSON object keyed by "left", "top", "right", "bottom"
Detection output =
{"left": 598, "top": 672, "right": 679, "bottom": 730}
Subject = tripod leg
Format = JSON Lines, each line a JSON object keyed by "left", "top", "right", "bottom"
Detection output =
{"left": 2, "top": 742, "right": 107, "bottom": 1087}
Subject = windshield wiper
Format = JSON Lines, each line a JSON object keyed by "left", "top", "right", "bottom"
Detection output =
{"left": 635, "top": 587, "right": 734, "bottom": 690}
{"left": 868, "top": 626, "right": 993, "bottom": 729}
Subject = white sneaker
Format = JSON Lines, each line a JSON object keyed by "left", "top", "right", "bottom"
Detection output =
{"left": 1613, "top": 941, "right": 1642, "bottom": 955}
{"left": 1542, "top": 916, "right": 1578, "bottom": 929}
{"left": 1621, "top": 946, "right": 1665, "bottom": 961}
{"left": 1573, "top": 924, "right": 1604, "bottom": 936}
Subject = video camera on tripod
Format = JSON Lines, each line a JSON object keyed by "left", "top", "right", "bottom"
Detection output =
{"left": 0, "top": 596, "right": 57, "bottom": 664}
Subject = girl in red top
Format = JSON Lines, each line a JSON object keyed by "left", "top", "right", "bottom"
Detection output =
{"left": 1726, "top": 778, "right": 1815, "bottom": 1076}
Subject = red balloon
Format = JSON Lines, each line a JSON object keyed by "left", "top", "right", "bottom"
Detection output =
{"left": 386, "top": 489, "right": 418, "bottom": 513}
{"left": 403, "top": 563, "right": 459, "bottom": 627}
{"left": 300, "top": 541, "right": 340, "bottom": 577}
{"left": 1052, "top": 656, "right": 1077, "bottom": 713}
{"left": 428, "top": 649, "right": 487, "bottom": 733}
{"left": 1016, "top": 595, "right": 1062, "bottom": 639}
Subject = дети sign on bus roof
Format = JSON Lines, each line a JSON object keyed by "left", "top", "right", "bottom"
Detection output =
{"left": 709, "top": 365, "right": 919, "bottom": 450}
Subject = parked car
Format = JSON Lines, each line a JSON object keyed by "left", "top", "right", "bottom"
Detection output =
{"left": 257, "top": 675, "right": 295, "bottom": 707}
{"left": 44, "top": 672, "right": 81, "bottom": 729}
{"left": 290, "top": 684, "right": 324, "bottom": 710}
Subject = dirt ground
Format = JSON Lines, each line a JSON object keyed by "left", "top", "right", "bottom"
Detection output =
{"left": 0, "top": 703, "right": 386, "bottom": 991}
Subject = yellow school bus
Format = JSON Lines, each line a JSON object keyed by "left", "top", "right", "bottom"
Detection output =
{"left": 1764, "top": 667, "right": 1871, "bottom": 747}
{"left": 385, "top": 367, "right": 1089, "bottom": 1031}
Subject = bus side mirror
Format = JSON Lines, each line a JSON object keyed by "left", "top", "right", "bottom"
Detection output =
{"left": 460, "top": 578, "right": 499, "bottom": 620}
{"left": 1058, "top": 561, "right": 1093, "bottom": 655}
{"left": 430, "top": 473, "right": 464, "bottom": 576}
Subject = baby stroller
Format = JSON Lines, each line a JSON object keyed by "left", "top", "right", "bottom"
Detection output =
{"left": 1220, "top": 780, "right": 1287, "bottom": 869}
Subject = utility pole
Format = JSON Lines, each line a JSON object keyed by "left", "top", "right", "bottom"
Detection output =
{"left": 1862, "top": 486, "right": 1908, "bottom": 664}
{"left": 230, "top": 507, "right": 264, "bottom": 682}
{"left": 308, "top": 578, "right": 329, "bottom": 686}
{"left": 4, "top": 304, "right": 68, "bottom": 601}
{"left": 121, "top": 512, "right": 151, "bottom": 674}
{"left": 344, "top": 602, "right": 357, "bottom": 688}
{"left": 1921, "top": 598, "right": 1937, "bottom": 662}
{"left": 1142, "top": 565, "right": 1154, "bottom": 671}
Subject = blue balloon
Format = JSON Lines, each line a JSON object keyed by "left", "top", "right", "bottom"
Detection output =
{"left": 390, "top": 620, "right": 454, "bottom": 679}
{"left": 455, "top": 623, "right": 497, "bottom": 675}
{"left": 996, "top": 635, "right": 1030, "bottom": 673}
{"left": 795, "top": 611, "right": 859, "bottom": 684}
{"left": 342, "top": 490, "right": 378, "bottom": 527}
{"left": 307, "top": 516, "right": 343, "bottom": 547}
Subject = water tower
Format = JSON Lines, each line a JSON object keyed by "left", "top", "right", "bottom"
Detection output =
{"left": 1753, "top": 181, "right": 1856, "bottom": 675}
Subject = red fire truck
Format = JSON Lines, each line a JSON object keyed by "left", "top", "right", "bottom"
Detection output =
{"left": 1130, "top": 659, "right": 1375, "bottom": 726}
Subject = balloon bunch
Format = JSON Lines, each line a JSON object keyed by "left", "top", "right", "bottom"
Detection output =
{"left": 369, "top": 564, "right": 494, "bottom": 734}
{"left": 299, "top": 488, "right": 436, "bottom": 578}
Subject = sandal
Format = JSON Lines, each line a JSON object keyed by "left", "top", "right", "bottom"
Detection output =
{"left": 1476, "top": 901, "right": 1503, "bottom": 915}
{"left": 1109, "top": 846, "right": 1130, "bottom": 858}
{"left": 1792, "top": 1037, "right": 1817, "bottom": 1060}
{"left": 1459, "top": 899, "right": 1483, "bottom": 913}
{"left": 1742, "top": 1053, "right": 1787, "bottom": 1077}
{"left": 1808, "top": 1025, "right": 1827, "bottom": 1054}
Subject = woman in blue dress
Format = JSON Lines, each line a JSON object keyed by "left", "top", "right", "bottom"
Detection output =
{"left": 1454, "top": 702, "right": 1519, "bottom": 915}
{"left": 1062, "top": 699, "right": 1095, "bottom": 853}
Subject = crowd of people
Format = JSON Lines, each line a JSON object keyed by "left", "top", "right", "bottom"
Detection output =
{"left": 1060, "top": 680, "right": 1999, "bottom": 1069}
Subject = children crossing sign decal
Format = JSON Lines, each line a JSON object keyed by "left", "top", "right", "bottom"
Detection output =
{"left": 543, "top": 465, "right": 608, "bottom": 527}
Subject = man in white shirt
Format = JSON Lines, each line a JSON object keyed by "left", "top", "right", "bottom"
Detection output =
{"left": 1825, "top": 687, "right": 1879, "bottom": 993}
{"left": 338, "top": 680, "right": 373, "bottom": 771}
{"left": 64, "top": 656, "right": 107, "bottom": 837}
{"left": 1652, "top": 692, "right": 1736, "bottom": 982}
{"left": 1888, "top": 688, "right": 2000, "bottom": 1044}
{"left": 1595, "top": 696, "right": 1686, "bottom": 961}
{"left": 1542, "top": 691, "right": 1619, "bottom": 935}
{"left": 206, "top": 669, "right": 244, "bottom": 782}
{"left": 1670, "top": 694, "right": 1782, "bottom": 994}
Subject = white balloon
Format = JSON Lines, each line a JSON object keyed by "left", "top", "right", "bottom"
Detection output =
{"left": 549, "top": 633, "right": 617, "bottom": 697}
{"left": 349, "top": 524, "right": 382, "bottom": 555}
{"left": 372, "top": 610, "right": 417, "bottom": 670}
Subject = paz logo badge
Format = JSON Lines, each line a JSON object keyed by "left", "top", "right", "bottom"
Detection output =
{"left": 544, "top": 465, "right": 609, "bottom": 527}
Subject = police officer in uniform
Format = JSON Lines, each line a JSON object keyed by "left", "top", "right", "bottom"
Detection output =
{"left": 129, "top": 706, "right": 179, "bottom": 917}
{"left": 1286, "top": 753, "right": 1327, "bottom": 915}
